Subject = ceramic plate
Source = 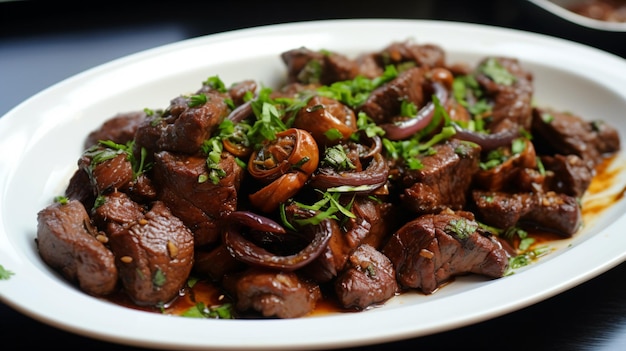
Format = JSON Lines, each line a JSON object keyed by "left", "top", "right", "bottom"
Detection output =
{"left": 1, "top": 19, "right": 625, "bottom": 350}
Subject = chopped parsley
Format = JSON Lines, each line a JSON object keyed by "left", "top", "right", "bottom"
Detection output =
{"left": 85, "top": 140, "right": 152, "bottom": 179}
{"left": 247, "top": 88, "right": 289, "bottom": 146}
{"left": 283, "top": 191, "right": 356, "bottom": 228}
{"left": 54, "top": 196, "right": 69, "bottom": 205}
{"left": 321, "top": 145, "right": 355, "bottom": 171}
{"left": 445, "top": 218, "right": 478, "bottom": 240}
{"left": 200, "top": 135, "right": 227, "bottom": 185}
{"left": 354, "top": 112, "right": 385, "bottom": 139}
{"left": 187, "top": 94, "right": 208, "bottom": 107}
{"left": 316, "top": 65, "right": 398, "bottom": 108}
{"left": 479, "top": 58, "right": 516, "bottom": 86}
{"left": 505, "top": 246, "right": 551, "bottom": 275}
{"left": 203, "top": 75, "right": 228, "bottom": 93}
{"left": 0, "top": 264, "right": 14, "bottom": 280}
{"left": 479, "top": 138, "right": 526, "bottom": 170}
{"left": 152, "top": 268, "right": 166, "bottom": 287}
{"left": 452, "top": 74, "right": 492, "bottom": 120}
{"left": 181, "top": 302, "right": 234, "bottom": 319}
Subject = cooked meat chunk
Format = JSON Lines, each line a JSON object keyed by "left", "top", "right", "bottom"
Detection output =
{"left": 541, "top": 154, "right": 593, "bottom": 198}
{"left": 65, "top": 165, "right": 95, "bottom": 206}
{"left": 91, "top": 190, "right": 145, "bottom": 236}
{"left": 108, "top": 201, "right": 194, "bottom": 306}
{"left": 224, "top": 268, "right": 321, "bottom": 319}
{"left": 474, "top": 57, "right": 534, "bottom": 131}
{"left": 400, "top": 139, "right": 481, "bottom": 214}
{"left": 473, "top": 138, "right": 537, "bottom": 192}
{"left": 359, "top": 67, "right": 426, "bottom": 124}
{"left": 297, "top": 208, "right": 349, "bottom": 283}
{"left": 531, "top": 107, "right": 621, "bottom": 170}
{"left": 36, "top": 200, "right": 118, "bottom": 296}
{"left": 382, "top": 210, "right": 509, "bottom": 294}
{"left": 281, "top": 47, "right": 360, "bottom": 85}
{"left": 73, "top": 148, "right": 134, "bottom": 198}
{"left": 134, "top": 91, "right": 230, "bottom": 156}
{"left": 373, "top": 40, "right": 446, "bottom": 69}
{"left": 153, "top": 151, "right": 243, "bottom": 246}
{"left": 343, "top": 196, "right": 397, "bottom": 250}
{"left": 84, "top": 111, "right": 147, "bottom": 149}
{"left": 334, "top": 244, "right": 398, "bottom": 310}
{"left": 194, "top": 244, "right": 245, "bottom": 282}
{"left": 472, "top": 190, "right": 582, "bottom": 236}
{"left": 121, "top": 173, "right": 158, "bottom": 203}
{"left": 197, "top": 79, "right": 257, "bottom": 107}
{"left": 65, "top": 148, "right": 134, "bottom": 208}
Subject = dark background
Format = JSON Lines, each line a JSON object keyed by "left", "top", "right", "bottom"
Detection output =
{"left": 1, "top": 0, "right": 626, "bottom": 350}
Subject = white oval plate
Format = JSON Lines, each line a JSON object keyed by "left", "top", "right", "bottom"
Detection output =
{"left": 1, "top": 19, "right": 625, "bottom": 351}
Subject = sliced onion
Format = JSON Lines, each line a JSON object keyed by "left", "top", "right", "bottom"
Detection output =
{"left": 451, "top": 124, "right": 520, "bottom": 151}
{"left": 380, "top": 82, "right": 447, "bottom": 140}
{"left": 310, "top": 152, "right": 388, "bottom": 192}
{"left": 224, "top": 210, "right": 286, "bottom": 234}
{"left": 227, "top": 100, "right": 253, "bottom": 123}
{"left": 223, "top": 213, "right": 333, "bottom": 271}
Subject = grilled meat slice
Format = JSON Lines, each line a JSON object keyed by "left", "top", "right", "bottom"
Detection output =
{"left": 382, "top": 210, "right": 509, "bottom": 294}
{"left": 36, "top": 199, "right": 118, "bottom": 296}
{"left": 334, "top": 244, "right": 398, "bottom": 309}
{"left": 108, "top": 201, "right": 194, "bottom": 306}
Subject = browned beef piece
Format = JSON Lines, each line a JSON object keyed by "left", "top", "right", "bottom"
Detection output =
{"left": 343, "top": 196, "right": 397, "bottom": 250}
{"left": 153, "top": 151, "right": 243, "bottom": 246}
{"left": 89, "top": 153, "right": 134, "bottom": 193}
{"left": 158, "top": 187, "right": 220, "bottom": 247}
{"left": 354, "top": 53, "right": 384, "bottom": 79}
{"left": 299, "top": 213, "right": 349, "bottom": 283}
{"left": 193, "top": 244, "right": 245, "bottom": 282}
{"left": 223, "top": 267, "right": 321, "bottom": 318}
{"left": 108, "top": 201, "right": 194, "bottom": 306}
{"left": 197, "top": 79, "right": 257, "bottom": 107}
{"left": 473, "top": 138, "right": 537, "bottom": 192}
{"left": 382, "top": 210, "right": 509, "bottom": 294}
{"left": 281, "top": 47, "right": 360, "bottom": 85}
{"left": 228, "top": 80, "right": 257, "bottom": 106}
{"left": 474, "top": 57, "right": 534, "bottom": 132}
{"left": 134, "top": 91, "right": 230, "bottom": 156}
{"left": 270, "top": 82, "right": 320, "bottom": 99}
{"left": 91, "top": 190, "right": 145, "bottom": 236}
{"left": 358, "top": 67, "right": 426, "bottom": 124}
{"left": 531, "top": 107, "right": 621, "bottom": 170}
{"left": 66, "top": 151, "right": 134, "bottom": 208}
{"left": 334, "top": 244, "right": 398, "bottom": 310}
{"left": 121, "top": 173, "right": 158, "bottom": 203}
{"left": 65, "top": 166, "right": 95, "bottom": 206}
{"left": 400, "top": 139, "right": 481, "bottom": 214}
{"left": 84, "top": 111, "right": 147, "bottom": 149}
{"left": 541, "top": 154, "right": 593, "bottom": 198}
{"left": 36, "top": 200, "right": 118, "bottom": 296}
{"left": 373, "top": 40, "right": 446, "bottom": 69}
{"left": 472, "top": 190, "right": 582, "bottom": 236}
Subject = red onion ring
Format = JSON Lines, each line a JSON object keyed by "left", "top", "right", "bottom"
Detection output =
{"left": 223, "top": 211, "right": 333, "bottom": 271}
{"left": 227, "top": 100, "right": 253, "bottom": 123}
{"left": 224, "top": 210, "right": 286, "bottom": 234}
{"left": 310, "top": 152, "right": 389, "bottom": 192}
{"left": 380, "top": 82, "right": 447, "bottom": 140}
{"left": 451, "top": 124, "right": 520, "bottom": 151}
